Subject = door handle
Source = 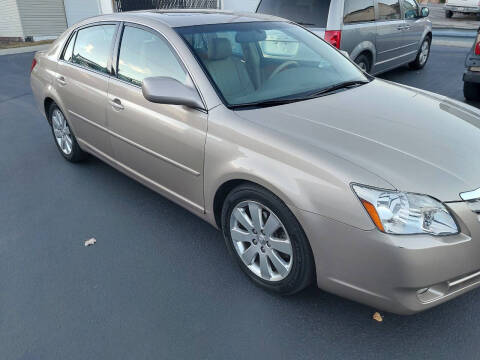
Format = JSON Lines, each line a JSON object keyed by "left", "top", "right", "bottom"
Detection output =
{"left": 110, "top": 98, "right": 124, "bottom": 111}
{"left": 403, "top": 25, "right": 411, "bottom": 30}
{"left": 56, "top": 76, "right": 66, "bottom": 86}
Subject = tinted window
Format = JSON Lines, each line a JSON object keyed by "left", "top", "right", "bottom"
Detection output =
{"left": 62, "top": 32, "right": 76, "bottom": 62}
{"left": 117, "top": 26, "right": 188, "bottom": 87}
{"left": 403, "top": 0, "right": 419, "bottom": 19}
{"left": 257, "top": 0, "right": 331, "bottom": 28}
{"left": 378, "top": 0, "right": 401, "bottom": 20}
{"left": 343, "top": 0, "right": 375, "bottom": 24}
{"left": 72, "top": 24, "right": 116, "bottom": 74}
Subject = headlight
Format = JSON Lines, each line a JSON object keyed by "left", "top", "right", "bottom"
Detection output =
{"left": 352, "top": 184, "right": 459, "bottom": 236}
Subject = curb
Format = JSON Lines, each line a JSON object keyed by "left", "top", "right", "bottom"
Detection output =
{"left": 0, "top": 44, "right": 51, "bottom": 56}
{"left": 433, "top": 28, "right": 477, "bottom": 38}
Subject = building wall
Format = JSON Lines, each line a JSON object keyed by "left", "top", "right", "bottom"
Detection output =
{"left": 0, "top": 0, "right": 24, "bottom": 38}
{"left": 17, "top": 0, "right": 68, "bottom": 38}
{"left": 222, "top": 0, "right": 259, "bottom": 12}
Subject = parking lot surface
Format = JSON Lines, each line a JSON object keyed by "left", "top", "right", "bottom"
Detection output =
{"left": 1, "top": 44, "right": 479, "bottom": 360}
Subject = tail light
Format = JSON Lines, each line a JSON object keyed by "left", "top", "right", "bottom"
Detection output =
{"left": 324, "top": 30, "right": 342, "bottom": 49}
{"left": 475, "top": 33, "right": 480, "bottom": 55}
{"left": 30, "top": 58, "right": 37, "bottom": 73}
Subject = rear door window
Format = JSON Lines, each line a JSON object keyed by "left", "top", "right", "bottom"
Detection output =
{"left": 72, "top": 24, "right": 116, "bottom": 74}
{"left": 256, "top": 0, "right": 331, "bottom": 28}
{"left": 377, "top": 0, "right": 402, "bottom": 20}
{"left": 343, "top": 0, "right": 375, "bottom": 24}
{"left": 62, "top": 32, "right": 76, "bottom": 62}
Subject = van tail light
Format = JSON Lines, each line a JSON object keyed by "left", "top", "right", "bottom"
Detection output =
{"left": 30, "top": 58, "right": 37, "bottom": 73}
{"left": 324, "top": 30, "right": 342, "bottom": 49}
{"left": 475, "top": 32, "right": 480, "bottom": 55}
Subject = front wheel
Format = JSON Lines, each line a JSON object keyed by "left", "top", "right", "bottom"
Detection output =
{"left": 221, "top": 183, "right": 315, "bottom": 295}
{"left": 464, "top": 81, "right": 480, "bottom": 101}
{"left": 445, "top": 10, "right": 453, "bottom": 18}
{"left": 408, "top": 37, "right": 431, "bottom": 70}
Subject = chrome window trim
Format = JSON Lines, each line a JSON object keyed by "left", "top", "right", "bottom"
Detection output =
{"left": 460, "top": 188, "right": 480, "bottom": 201}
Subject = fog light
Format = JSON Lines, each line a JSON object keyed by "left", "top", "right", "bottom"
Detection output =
{"left": 416, "top": 285, "right": 446, "bottom": 303}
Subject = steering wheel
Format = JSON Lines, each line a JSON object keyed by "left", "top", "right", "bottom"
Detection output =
{"left": 267, "top": 61, "right": 299, "bottom": 82}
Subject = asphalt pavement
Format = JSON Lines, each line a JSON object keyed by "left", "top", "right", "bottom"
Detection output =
{"left": 1, "top": 44, "right": 479, "bottom": 360}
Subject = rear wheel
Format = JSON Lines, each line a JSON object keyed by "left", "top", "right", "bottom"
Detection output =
{"left": 354, "top": 53, "right": 372, "bottom": 73}
{"left": 464, "top": 81, "right": 480, "bottom": 101}
{"left": 445, "top": 10, "right": 453, "bottom": 18}
{"left": 49, "top": 103, "right": 86, "bottom": 162}
{"left": 221, "top": 183, "right": 315, "bottom": 295}
{"left": 408, "top": 37, "right": 431, "bottom": 70}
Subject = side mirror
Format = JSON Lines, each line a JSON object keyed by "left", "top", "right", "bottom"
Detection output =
{"left": 142, "top": 77, "right": 204, "bottom": 110}
{"left": 420, "top": 7, "right": 429, "bottom": 17}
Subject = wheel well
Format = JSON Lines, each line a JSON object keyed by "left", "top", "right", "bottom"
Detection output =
{"left": 44, "top": 97, "right": 54, "bottom": 124}
{"left": 213, "top": 179, "right": 249, "bottom": 228}
{"left": 425, "top": 32, "right": 432, "bottom": 42}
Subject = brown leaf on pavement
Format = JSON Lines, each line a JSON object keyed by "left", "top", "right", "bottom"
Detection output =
{"left": 372, "top": 312, "right": 383, "bottom": 322}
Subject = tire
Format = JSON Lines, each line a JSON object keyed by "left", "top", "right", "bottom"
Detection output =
{"left": 221, "top": 183, "right": 315, "bottom": 295}
{"left": 408, "top": 36, "right": 431, "bottom": 70}
{"left": 445, "top": 10, "right": 453, "bottom": 18}
{"left": 464, "top": 81, "right": 480, "bottom": 101}
{"left": 354, "top": 53, "right": 372, "bottom": 73}
{"left": 48, "top": 102, "right": 86, "bottom": 162}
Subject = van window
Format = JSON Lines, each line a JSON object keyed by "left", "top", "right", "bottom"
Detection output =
{"left": 343, "top": 0, "right": 375, "bottom": 24}
{"left": 72, "top": 24, "right": 116, "bottom": 74}
{"left": 402, "top": 0, "right": 419, "bottom": 19}
{"left": 117, "top": 26, "right": 188, "bottom": 87}
{"left": 257, "top": 0, "right": 331, "bottom": 28}
{"left": 377, "top": 0, "right": 402, "bottom": 20}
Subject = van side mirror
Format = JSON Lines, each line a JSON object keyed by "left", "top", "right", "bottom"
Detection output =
{"left": 142, "top": 77, "right": 205, "bottom": 110}
{"left": 420, "top": 7, "right": 429, "bottom": 17}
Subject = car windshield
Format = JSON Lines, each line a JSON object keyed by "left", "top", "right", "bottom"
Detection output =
{"left": 176, "top": 21, "right": 369, "bottom": 108}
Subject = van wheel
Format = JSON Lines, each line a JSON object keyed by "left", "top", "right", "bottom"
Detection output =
{"left": 464, "top": 81, "right": 480, "bottom": 101}
{"left": 48, "top": 103, "right": 87, "bottom": 162}
{"left": 408, "top": 37, "right": 431, "bottom": 70}
{"left": 445, "top": 10, "right": 453, "bottom": 18}
{"left": 221, "top": 183, "right": 315, "bottom": 295}
{"left": 354, "top": 54, "right": 371, "bottom": 73}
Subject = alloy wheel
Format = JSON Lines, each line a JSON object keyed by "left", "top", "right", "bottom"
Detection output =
{"left": 419, "top": 40, "right": 430, "bottom": 66}
{"left": 52, "top": 108, "right": 73, "bottom": 155}
{"left": 229, "top": 200, "right": 293, "bottom": 282}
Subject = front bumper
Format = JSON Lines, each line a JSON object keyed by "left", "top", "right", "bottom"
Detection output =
{"left": 293, "top": 201, "right": 480, "bottom": 315}
{"left": 445, "top": 5, "right": 480, "bottom": 13}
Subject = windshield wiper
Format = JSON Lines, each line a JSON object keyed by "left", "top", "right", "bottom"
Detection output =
{"left": 229, "top": 97, "right": 304, "bottom": 110}
{"left": 305, "top": 80, "right": 370, "bottom": 99}
{"left": 230, "top": 80, "right": 371, "bottom": 110}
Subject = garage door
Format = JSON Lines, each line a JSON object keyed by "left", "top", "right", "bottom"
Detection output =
{"left": 64, "top": 0, "right": 102, "bottom": 27}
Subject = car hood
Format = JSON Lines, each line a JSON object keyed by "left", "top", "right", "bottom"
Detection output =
{"left": 235, "top": 79, "right": 480, "bottom": 201}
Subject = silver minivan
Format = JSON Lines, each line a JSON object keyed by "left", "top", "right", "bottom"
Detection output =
{"left": 256, "top": 0, "right": 432, "bottom": 74}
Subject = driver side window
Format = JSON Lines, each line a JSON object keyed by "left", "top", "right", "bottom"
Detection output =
{"left": 117, "top": 26, "right": 189, "bottom": 87}
{"left": 402, "top": 0, "right": 419, "bottom": 19}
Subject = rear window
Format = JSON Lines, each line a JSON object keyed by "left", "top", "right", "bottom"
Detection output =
{"left": 343, "top": 0, "right": 375, "bottom": 24}
{"left": 257, "top": 0, "right": 331, "bottom": 28}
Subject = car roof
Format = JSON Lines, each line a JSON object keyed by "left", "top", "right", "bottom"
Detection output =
{"left": 90, "top": 10, "right": 285, "bottom": 28}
